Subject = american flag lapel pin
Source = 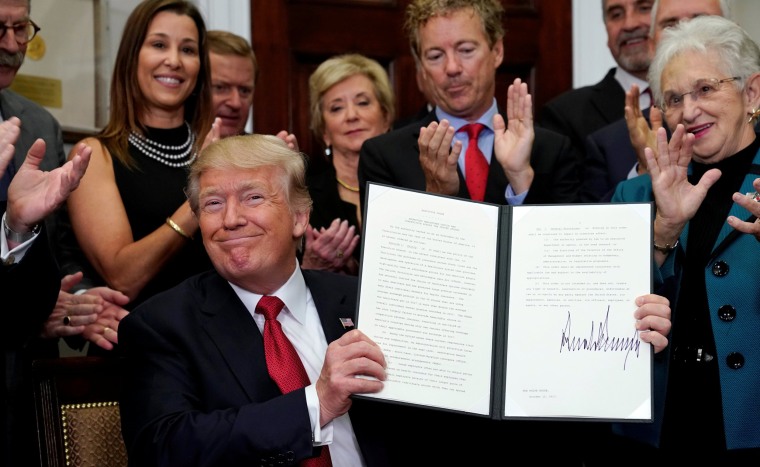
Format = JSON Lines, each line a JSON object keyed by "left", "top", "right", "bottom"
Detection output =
{"left": 340, "top": 318, "right": 355, "bottom": 329}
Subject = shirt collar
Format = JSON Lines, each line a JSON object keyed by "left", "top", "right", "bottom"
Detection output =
{"left": 614, "top": 66, "right": 649, "bottom": 95}
{"left": 435, "top": 98, "right": 498, "bottom": 133}
{"left": 228, "top": 260, "right": 308, "bottom": 324}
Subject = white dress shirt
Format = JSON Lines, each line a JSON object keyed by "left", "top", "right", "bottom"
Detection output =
{"left": 229, "top": 263, "right": 366, "bottom": 467}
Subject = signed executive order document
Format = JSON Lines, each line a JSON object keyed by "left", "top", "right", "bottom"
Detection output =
{"left": 355, "top": 183, "right": 653, "bottom": 422}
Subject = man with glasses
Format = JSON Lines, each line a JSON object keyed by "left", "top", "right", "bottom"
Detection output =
{"left": 581, "top": 0, "right": 729, "bottom": 202}
{"left": 0, "top": 1, "right": 119, "bottom": 466}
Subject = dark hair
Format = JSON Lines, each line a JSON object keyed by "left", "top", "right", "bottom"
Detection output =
{"left": 98, "top": 0, "right": 213, "bottom": 168}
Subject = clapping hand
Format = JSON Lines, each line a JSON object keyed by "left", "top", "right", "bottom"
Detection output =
{"left": 275, "top": 131, "right": 300, "bottom": 152}
{"left": 6, "top": 137, "right": 90, "bottom": 236}
{"left": 493, "top": 78, "right": 535, "bottom": 195}
{"left": 301, "top": 218, "right": 360, "bottom": 274}
{"left": 0, "top": 117, "right": 20, "bottom": 178}
{"left": 418, "top": 119, "right": 461, "bottom": 196}
{"left": 625, "top": 84, "right": 664, "bottom": 175}
{"left": 647, "top": 125, "right": 720, "bottom": 245}
{"left": 727, "top": 177, "right": 760, "bottom": 241}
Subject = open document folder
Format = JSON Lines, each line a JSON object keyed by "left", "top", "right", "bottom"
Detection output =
{"left": 354, "top": 182, "right": 654, "bottom": 423}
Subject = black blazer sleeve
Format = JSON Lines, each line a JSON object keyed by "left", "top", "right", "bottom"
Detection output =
{"left": 0, "top": 226, "right": 58, "bottom": 348}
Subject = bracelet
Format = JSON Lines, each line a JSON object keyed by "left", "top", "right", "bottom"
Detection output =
{"left": 166, "top": 217, "right": 193, "bottom": 240}
{"left": 653, "top": 239, "right": 679, "bottom": 254}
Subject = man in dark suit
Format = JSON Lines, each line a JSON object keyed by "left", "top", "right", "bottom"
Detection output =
{"left": 208, "top": 30, "right": 257, "bottom": 138}
{"left": 0, "top": 118, "right": 90, "bottom": 336}
{"left": 119, "top": 134, "right": 391, "bottom": 467}
{"left": 537, "top": 0, "right": 654, "bottom": 163}
{"left": 581, "top": 0, "right": 728, "bottom": 202}
{"left": 359, "top": 0, "right": 580, "bottom": 209}
{"left": 0, "top": 116, "right": 92, "bottom": 465}
{"left": 0, "top": 2, "right": 127, "bottom": 464}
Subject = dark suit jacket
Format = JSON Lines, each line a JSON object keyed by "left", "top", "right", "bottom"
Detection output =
{"left": 392, "top": 103, "right": 433, "bottom": 130}
{"left": 0, "top": 90, "right": 70, "bottom": 467}
{"left": 582, "top": 109, "right": 654, "bottom": 202}
{"left": 537, "top": 67, "right": 626, "bottom": 163}
{"left": 0, "top": 226, "right": 60, "bottom": 467}
{"left": 358, "top": 110, "right": 580, "bottom": 208}
{"left": 119, "top": 268, "right": 390, "bottom": 467}
{"left": 0, "top": 225, "right": 59, "bottom": 346}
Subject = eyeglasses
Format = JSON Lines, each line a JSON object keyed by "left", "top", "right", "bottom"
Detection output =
{"left": 0, "top": 20, "right": 40, "bottom": 45}
{"left": 660, "top": 77, "right": 741, "bottom": 113}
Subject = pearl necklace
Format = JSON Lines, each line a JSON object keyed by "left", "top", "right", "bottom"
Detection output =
{"left": 128, "top": 122, "right": 197, "bottom": 168}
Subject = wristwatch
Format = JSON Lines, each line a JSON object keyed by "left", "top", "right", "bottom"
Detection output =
{"left": 2, "top": 215, "right": 40, "bottom": 243}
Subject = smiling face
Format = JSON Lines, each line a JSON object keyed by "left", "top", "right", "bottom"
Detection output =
{"left": 137, "top": 11, "right": 200, "bottom": 125}
{"left": 417, "top": 7, "right": 503, "bottom": 121}
{"left": 210, "top": 51, "right": 255, "bottom": 137}
{"left": 198, "top": 165, "right": 308, "bottom": 294}
{"left": 661, "top": 50, "right": 755, "bottom": 164}
{"left": 0, "top": 0, "right": 29, "bottom": 90}
{"left": 603, "top": 0, "right": 653, "bottom": 78}
{"left": 321, "top": 73, "right": 390, "bottom": 155}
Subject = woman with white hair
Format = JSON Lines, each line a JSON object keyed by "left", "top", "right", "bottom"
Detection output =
{"left": 609, "top": 14, "right": 760, "bottom": 464}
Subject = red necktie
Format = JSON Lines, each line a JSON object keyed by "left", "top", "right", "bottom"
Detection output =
{"left": 461, "top": 123, "right": 488, "bottom": 201}
{"left": 256, "top": 296, "right": 332, "bottom": 467}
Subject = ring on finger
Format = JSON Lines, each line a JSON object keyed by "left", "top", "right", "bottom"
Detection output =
{"left": 63, "top": 316, "right": 71, "bottom": 326}
{"left": 104, "top": 326, "right": 112, "bottom": 333}
{"left": 336, "top": 249, "right": 344, "bottom": 259}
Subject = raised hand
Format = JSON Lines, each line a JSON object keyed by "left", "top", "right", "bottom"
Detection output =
{"left": 493, "top": 77, "right": 534, "bottom": 195}
{"left": 201, "top": 117, "right": 222, "bottom": 150}
{"left": 301, "top": 219, "right": 360, "bottom": 274}
{"left": 0, "top": 117, "right": 20, "bottom": 178}
{"left": 6, "top": 139, "right": 91, "bottom": 235}
{"left": 316, "top": 329, "right": 386, "bottom": 426}
{"left": 275, "top": 131, "right": 300, "bottom": 152}
{"left": 418, "top": 119, "right": 462, "bottom": 196}
{"left": 625, "top": 84, "right": 664, "bottom": 175}
{"left": 647, "top": 125, "right": 720, "bottom": 261}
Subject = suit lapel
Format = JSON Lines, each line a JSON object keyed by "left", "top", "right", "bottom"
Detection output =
{"left": 589, "top": 68, "right": 627, "bottom": 124}
{"left": 0, "top": 91, "right": 36, "bottom": 169}
{"left": 198, "top": 270, "right": 356, "bottom": 401}
{"left": 198, "top": 273, "right": 275, "bottom": 401}
{"left": 303, "top": 270, "right": 356, "bottom": 343}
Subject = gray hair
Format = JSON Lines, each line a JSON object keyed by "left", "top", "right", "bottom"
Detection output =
{"left": 187, "top": 134, "right": 312, "bottom": 217}
{"left": 649, "top": 0, "right": 732, "bottom": 37}
{"left": 648, "top": 15, "right": 760, "bottom": 107}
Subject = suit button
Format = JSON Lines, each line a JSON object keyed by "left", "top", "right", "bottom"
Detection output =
{"left": 711, "top": 260, "right": 729, "bottom": 277}
{"left": 726, "top": 352, "right": 744, "bottom": 369}
{"left": 717, "top": 304, "right": 736, "bottom": 322}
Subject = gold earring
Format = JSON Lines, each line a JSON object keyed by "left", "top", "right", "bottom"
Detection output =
{"left": 748, "top": 108, "right": 760, "bottom": 124}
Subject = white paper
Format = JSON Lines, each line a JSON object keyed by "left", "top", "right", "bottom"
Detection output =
{"left": 503, "top": 203, "right": 652, "bottom": 420}
{"left": 357, "top": 184, "right": 499, "bottom": 415}
{"left": 357, "top": 184, "right": 653, "bottom": 421}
